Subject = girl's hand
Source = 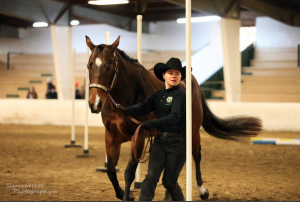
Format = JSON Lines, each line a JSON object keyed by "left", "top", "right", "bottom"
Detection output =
{"left": 141, "top": 121, "right": 152, "bottom": 131}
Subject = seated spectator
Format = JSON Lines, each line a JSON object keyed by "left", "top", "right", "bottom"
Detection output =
{"left": 26, "top": 86, "right": 38, "bottom": 99}
{"left": 46, "top": 77, "right": 58, "bottom": 99}
{"left": 75, "top": 82, "right": 82, "bottom": 99}
{"left": 79, "top": 80, "right": 86, "bottom": 99}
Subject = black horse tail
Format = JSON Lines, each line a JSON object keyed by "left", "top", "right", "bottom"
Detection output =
{"left": 201, "top": 92, "right": 262, "bottom": 141}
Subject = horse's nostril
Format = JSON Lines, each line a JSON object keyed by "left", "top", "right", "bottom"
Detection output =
{"left": 98, "top": 101, "right": 102, "bottom": 110}
{"left": 89, "top": 102, "right": 93, "bottom": 111}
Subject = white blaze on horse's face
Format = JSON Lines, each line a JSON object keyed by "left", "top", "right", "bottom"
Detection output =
{"left": 94, "top": 92, "right": 101, "bottom": 110}
{"left": 95, "top": 58, "right": 101, "bottom": 67}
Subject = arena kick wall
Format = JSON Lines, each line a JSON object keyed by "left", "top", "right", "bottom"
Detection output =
{"left": 0, "top": 99, "right": 300, "bottom": 131}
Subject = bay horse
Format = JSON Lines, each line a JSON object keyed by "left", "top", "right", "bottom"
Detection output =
{"left": 85, "top": 35, "right": 262, "bottom": 201}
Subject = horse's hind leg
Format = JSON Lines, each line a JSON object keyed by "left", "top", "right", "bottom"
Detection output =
{"left": 193, "top": 131, "right": 209, "bottom": 200}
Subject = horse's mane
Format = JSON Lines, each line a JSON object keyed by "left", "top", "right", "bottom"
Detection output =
{"left": 98, "top": 44, "right": 140, "bottom": 65}
{"left": 97, "top": 44, "right": 156, "bottom": 99}
{"left": 117, "top": 48, "right": 140, "bottom": 65}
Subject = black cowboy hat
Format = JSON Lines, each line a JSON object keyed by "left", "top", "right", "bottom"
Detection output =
{"left": 154, "top": 57, "right": 186, "bottom": 82}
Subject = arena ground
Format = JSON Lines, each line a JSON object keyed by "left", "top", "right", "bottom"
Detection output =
{"left": 0, "top": 124, "right": 299, "bottom": 201}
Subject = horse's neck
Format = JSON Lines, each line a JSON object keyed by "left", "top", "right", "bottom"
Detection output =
{"left": 112, "top": 60, "right": 153, "bottom": 105}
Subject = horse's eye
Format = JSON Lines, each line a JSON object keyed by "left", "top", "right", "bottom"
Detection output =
{"left": 87, "top": 62, "right": 92, "bottom": 69}
{"left": 106, "top": 66, "right": 111, "bottom": 71}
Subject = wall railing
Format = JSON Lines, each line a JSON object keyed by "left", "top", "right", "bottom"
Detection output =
{"left": 7, "top": 52, "right": 23, "bottom": 70}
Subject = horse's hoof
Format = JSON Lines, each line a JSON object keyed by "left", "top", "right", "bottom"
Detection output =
{"left": 196, "top": 182, "right": 209, "bottom": 200}
{"left": 123, "top": 193, "right": 135, "bottom": 201}
{"left": 200, "top": 188, "right": 209, "bottom": 200}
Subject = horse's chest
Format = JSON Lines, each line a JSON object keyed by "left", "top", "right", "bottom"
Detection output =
{"left": 102, "top": 112, "right": 136, "bottom": 137}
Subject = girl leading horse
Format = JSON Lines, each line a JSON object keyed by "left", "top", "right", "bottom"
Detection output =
{"left": 85, "top": 35, "right": 262, "bottom": 201}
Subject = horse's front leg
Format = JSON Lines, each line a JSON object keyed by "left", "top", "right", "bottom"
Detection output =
{"left": 123, "top": 132, "right": 146, "bottom": 201}
{"left": 105, "top": 131, "right": 124, "bottom": 200}
{"left": 193, "top": 131, "right": 209, "bottom": 200}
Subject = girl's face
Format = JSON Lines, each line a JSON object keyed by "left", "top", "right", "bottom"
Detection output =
{"left": 163, "top": 69, "right": 182, "bottom": 89}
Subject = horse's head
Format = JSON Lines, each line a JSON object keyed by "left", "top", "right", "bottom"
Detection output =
{"left": 85, "top": 35, "right": 120, "bottom": 114}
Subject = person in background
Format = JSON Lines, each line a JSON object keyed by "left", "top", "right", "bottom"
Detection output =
{"left": 79, "top": 80, "right": 86, "bottom": 99}
{"left": 75, "top": 82, "right": 82, "bottom": 99}
{"left": 26, "top": 86, "right": 38, "bottom": 99}
{"left": 46, "top": 77, "right": 58, "bottom": 99}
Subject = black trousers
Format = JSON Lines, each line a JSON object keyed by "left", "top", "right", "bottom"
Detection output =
{"left": 138, "top": 133, "right": 186, "bottom": 201}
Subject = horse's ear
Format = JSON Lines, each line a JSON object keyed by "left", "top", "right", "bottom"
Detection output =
{"left": 111, "top": 35, "right": 120, "bottom": 50}
{"left": 85, "top": 35, "right": 95, "bottom": 51}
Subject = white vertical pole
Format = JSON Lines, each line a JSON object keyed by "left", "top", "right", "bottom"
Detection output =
{"left": 105, "top": 31, "right": 110, "bottom": 163}
{"left": 185, "top": 0, "right": 192, "bottom": 201}
{"left": 66, "top": 46, "right": 81, "bottom": 148}
{"left": 50, "top": 25, "right": 62, "bottom": 99}
{"left": 68, "top": 26, "right": 73, "bottom": 99}
{"left": 136, "top": 14, "right": 142, "bottom": 186}
{"left": 71, "top": 48, "right": 76, "bottom": 143}
{"left": 106, "top": 31, "right": 110, "bottom": 44}
{"left": 84, "top": 46, "right": 90, "bottom": 154}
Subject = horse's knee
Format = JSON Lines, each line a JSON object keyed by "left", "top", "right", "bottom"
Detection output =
{"left": 106, "top": 166, "right": 117, "bottom": 178}
{"left": 198, "top": 145, "right": 202, "bottom": 160}
{"left": 124, "top": 166, "right": 136, "bottom": 182}
{"left": 193, "top": 145, "right": 202, "bottom": 162}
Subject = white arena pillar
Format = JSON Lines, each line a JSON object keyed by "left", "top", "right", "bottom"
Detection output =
{"left": 220, "top": 18, "right": 241, "bottom": 102}
{"left": 134, "top": 14, "right": 143, "bottom": 190}
{"left": 50, "top": 25, "right": 71, "bottom": 100}
{"left": 185, "top": 0, "right": 192, "bottom": 200}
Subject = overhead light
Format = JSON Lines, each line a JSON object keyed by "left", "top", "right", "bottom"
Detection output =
{"left": 70, "top": 20, "right": 80, "bottom": 26}
{"left": 33, "top": 22, "right": 48, "bottom": 27}
{"left": 88, "top": 0, "right": 129, "bottom": 5}
{"left": 177, "top": 16, "right": 221, "bottom": 24}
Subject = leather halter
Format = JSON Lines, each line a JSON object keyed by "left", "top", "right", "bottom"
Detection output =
{"left": 89, "top": 55, "right": 118, "bottom": 94}
{"left": 88, "top": 55, "right": 125, "bottom": 110}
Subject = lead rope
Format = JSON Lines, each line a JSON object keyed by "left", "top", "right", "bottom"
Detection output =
{"left": 133, "top": 124, "right": 153, "bottom": 163}
{"left": 107, "top": 94, "right": 142, "bottom": 125}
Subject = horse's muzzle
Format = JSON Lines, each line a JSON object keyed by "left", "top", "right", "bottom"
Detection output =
{"left": 89, "top": 100, "right": 102, "bottom": 114}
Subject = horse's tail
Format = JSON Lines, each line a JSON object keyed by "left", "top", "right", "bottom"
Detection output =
{"left": 201, "top": 92, "right": 262, "bottom": 141}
